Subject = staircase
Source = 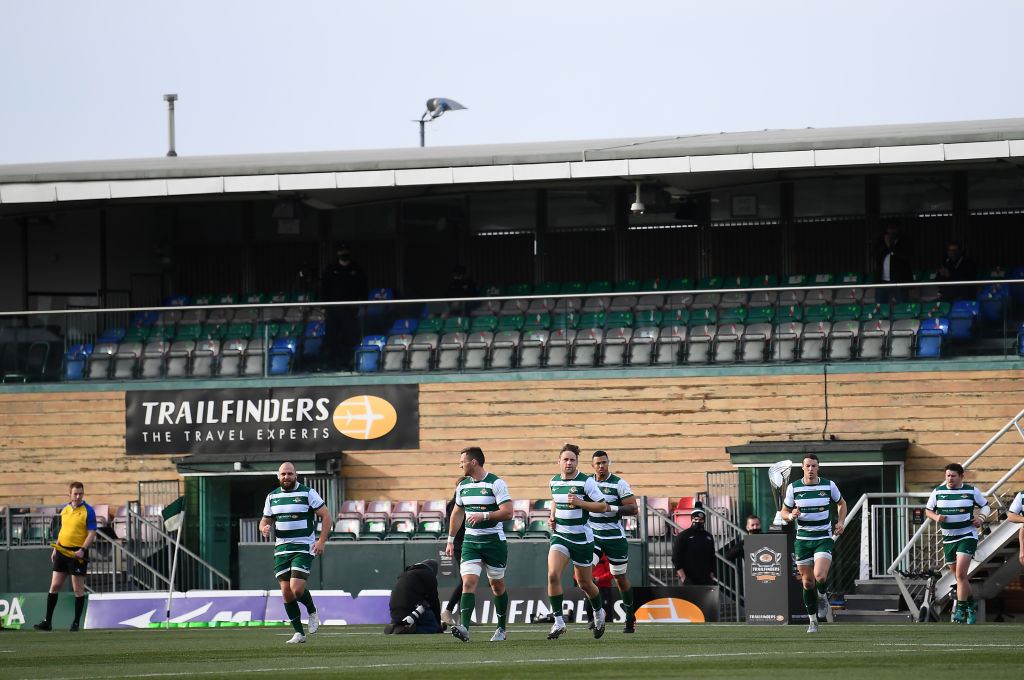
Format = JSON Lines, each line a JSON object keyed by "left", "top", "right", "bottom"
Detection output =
{"left": 840, "top": 578, "right": 913, "bottom": 622}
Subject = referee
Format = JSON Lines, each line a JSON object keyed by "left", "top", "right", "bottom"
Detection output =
{"left": 34, "top": 481, "right": 97, "bottom": 632}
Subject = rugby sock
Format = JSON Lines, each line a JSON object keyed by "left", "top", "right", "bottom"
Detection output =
{"left": 283, "top": 600, "right": 303, "bottom": 634}
{"left": 815, "top": 580, "right": 827, "bottom": 595}
{"left": 494, "top": 592, "right": 509, "bottom": 630}
{"left": 802, "top": 587, "right": 817, "bottom": 615}
{"left": 460, "top": 593, "right": 475, "bottom": 628}
{"left": 620, "top": 588, "right": 634, "bottom": 620}
{"left": 73, "top": 595, "right": 85, "bottom": 625}
{"left": 44, "top": 592, "right": 58, "bottom": 622}
{"left": 296, "top": 589, "right": 316, "bottom": 614}
{"left": 549, "top": 594, "right": 564, "bottom": 626}
{"left": 588, "top": 593, "right": 604, "bottom": 616}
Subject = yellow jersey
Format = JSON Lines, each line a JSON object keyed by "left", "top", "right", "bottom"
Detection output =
{"left": 57, "top": 502, "right": 97, "bottom": 548}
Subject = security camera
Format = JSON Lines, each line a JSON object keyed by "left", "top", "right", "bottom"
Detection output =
{"left": 630, "top": 182, "right": 645, "bottom": 215}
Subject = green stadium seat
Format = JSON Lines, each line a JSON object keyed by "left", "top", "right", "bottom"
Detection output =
{"left": 811, "top": 273, "right": 835, "bottom": 285}
{"left": 833, "top": 304, "right": 861, "bottom": 322}
{"left": 359, "top": 520, "right": 387, "bottom": 540}
{"left": 470, "top": 315, "right": 498, "bottom": 332}
{"left": 723, "top": 275, "right": 750, "bottom": 289}
{"left": 579, "top": 312, "right": 606, "bottom": 329}
{"left": 292, "top": 291, "right": 315, "bottom": 303}
{"left": 497, "top": 315, "right": 524, "bottom": 331}
{"left": 384, "top": 518, "right": 416, "bottom": 540}
{"left": 560, "top": 281, "right": 586, "bottom": 295}
{"left": 912, "top": 269, "right": 938, "bottom": 282}
{"left": 522, "top": 314, "right": 551, "bottom": 330}
{"left": 614, "top": 279, "right": 641, "bottom": 293}
{"left": 329, "top": 518, "right": 360, "bottom": 541}
{"left": 123, "top": 327, "right": 148, "bottom": 342}
{"left": 746, "top": 307, "right": 775, "bottom": 324}
{"left": 524, "top": 520, "right": 551, "bottom": 539}
{"left": 803, "top": 305, "right": 833, "bottom": 322}
{"left": 442, "top": 316, "right": 471, "bottom": 332}
{"left": 412, "top": 519, "right": 443, "bottom": 540}
{"left": 225, "top": 323, "right": 252, "bottom": 339}
{"left": 698, "top": 276, "right": 723, "bottom": 289}
{"left": 777, "top": 305, "right": 803, "bottom": 322}
{"left": 860, "top": 303, "right": 890, "bottom": 320}
{"left": 890, "top": 302, "right": 920, "bottom": 319}
{"left": 635, "top": 309, "right": 663, "bottom": 326}
{"left": 417, "top": 317, "right": 444, "bottom": 334}
{"left": 783, "top": 274, "right": 808, "bottom": 287}
{"left": 750, "top": 274, "right": 779, "bottom": 288}
{"left": 661, "top": 309, "right": 690, "bottom": 325}
{"left": 174, "top": 324, "right": 201, "bottom": 341}
{"left": 838, "top": 271, "right": 863, "bottom": 284}
{"left": 919, "top": 301, "right": 951, "bottom": 319}
{"left": 641, "top": 277, "right": 672, "bottom": 292}
{"left": 719, "top": 307, "right": 747, "bottom": 324}
{"left": 533, "top": 282, "right": 561, "bottom": 296}
{"left": 688, "top": 308, "right": 717, "bottom": 325}
{"left": 505, "top": 283, "right": 533, "bottom": 296}
{"left": 551, "top": 313, "right": 579, "bottom": 329}
{"left": 668, "top": 277, "right": 696, "bottom": 291}
{"left": 984, "top": 265, "right": 1009, "bottom": 279}
{"left": 200, "top": 323, "right": 226, "bottom": 340}
{"left": 605, "top": 311, "right": 634, "bottom": 328}
{"left": 585, "top": 281, "right": 613, "bottom": 294}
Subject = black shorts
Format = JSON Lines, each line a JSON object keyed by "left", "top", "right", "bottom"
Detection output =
{"left": 54, "top": 549, "right": 88, "bottom": 577}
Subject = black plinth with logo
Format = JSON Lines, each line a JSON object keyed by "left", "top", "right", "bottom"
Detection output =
{"left": 743, "top": 531, "right": 807, "bottom": 625}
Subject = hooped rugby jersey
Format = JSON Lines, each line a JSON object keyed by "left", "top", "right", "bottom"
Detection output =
{"left": 783, "top": 477, "right": 842, "bottom": 540}
{"left": 263, "top": 483, "right": 325, "bottom": 556}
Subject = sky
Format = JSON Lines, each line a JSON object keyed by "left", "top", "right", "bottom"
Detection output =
{"left": 2, "top": 1, "right": 1022, "bottom": 165}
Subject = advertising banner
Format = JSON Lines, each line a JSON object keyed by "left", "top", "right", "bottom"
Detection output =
{"left": 743, "top": 532, "right": 807, "bottom": 624}
{"left": 443, "top": 586, "right": 719, "bottom": 626}
{"left": 1, "top": 592, "right": 78, "bottom": 629}
{"left": 125, "top": 385, "right": 419, "bottom": 455}
{"left": 85, "top": 591, "right": 270, "bottom": 629}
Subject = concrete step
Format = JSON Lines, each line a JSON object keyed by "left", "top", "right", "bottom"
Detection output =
{"left": 843, "top": 593, "right": 903, "bottom": 610}
{"left": 851, "top": 579, "right": 902, "bottom": 595}
{"left": 836, "top": 609, "right": 913, "bottom": 623}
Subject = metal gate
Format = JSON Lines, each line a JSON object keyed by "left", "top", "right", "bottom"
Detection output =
{"left": 138, "top": 480, "right": 181, "bottom": 511}
{"left": 302, "top": 474, "right": 340, "bottom": 519}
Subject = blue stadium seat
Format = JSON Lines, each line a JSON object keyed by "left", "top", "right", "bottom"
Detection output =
{"left": 916, "top": 318, "right": 949, "bottom": 358}
{"left": 355, "top": 335, "right": 386, "bottom": 372}
{"left": 977, "top": 283, "right": 1008, "bottom": 323}
{"left": 269, "top": 337, "right": 297, "bottom": 375}
{"left": 947, "top": 300, "right": 979, "bottom": 341}
{"left": 63, "top": 344, "right": 92, "bottom": 380}
{"left": 1010, "top": 266, "right": 1024, "bottom": 307}
{"left": 301, "top": 321, "right": 325, "bottom": 360}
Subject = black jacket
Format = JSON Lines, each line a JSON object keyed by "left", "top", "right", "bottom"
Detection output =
{"left": 322, "top": 261, "right": 368, "bottom": 302}
{"left": 389, "top": 562, "right": 441, "bottom": 623}
{"left": 671, "top": 527, "right": 716, "bottom": 585}
{"left": 872, "top": 235, "right": 913, "bottom": 284}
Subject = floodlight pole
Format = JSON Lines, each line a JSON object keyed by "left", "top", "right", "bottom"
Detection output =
{"left": 419, "top": 116, "right": 427, "bottom": 147}
{"left": 416, "top": 97, "right": 466, "bottom": 147}
{"left": 163, "top": 93, "right": 178, "bottom": 157}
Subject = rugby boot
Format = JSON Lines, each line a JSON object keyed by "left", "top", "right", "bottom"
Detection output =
{"left": 286, "top": 632, "right": 306, "bottom": 644}
{"left": 623, "top": 617, "right": 636, "bottom": 634}
{"left": 451, "top": 624, "right": 470, "bottom": 642}
{"left": 593, "top": 609, "right": 606, "bottom": 639}
{"left": 547, "top": 622, "right": 566, "bottom": 639}
{"left": 966, "top": 602, "right": 978, "bottom": 625}
{"left": 489, "top": 628, "right": 507, "bottom": 642}
{"left": 806, "top": 619, "right": 818, "bottom": 633}
{"left": 307, "top": 611, "right": 320, "bottom": 634}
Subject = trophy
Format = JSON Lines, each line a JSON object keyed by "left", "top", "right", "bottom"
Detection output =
{"left": 768, "top": 459, "right": 793, "bottom": 530}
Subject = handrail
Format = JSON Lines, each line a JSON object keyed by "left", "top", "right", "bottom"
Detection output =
{"left": 88, "top": 530, "right": 172, "bottom": 593}
{"left": 128, "top": 507, "right": 231, "bottom": 589}
{"left": 1, "top": 276, "right": 1020, "bottom": 318}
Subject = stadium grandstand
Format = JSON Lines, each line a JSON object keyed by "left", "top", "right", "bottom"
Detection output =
{"left": 1, "top": 117, "right": 1023, "bottom": 624}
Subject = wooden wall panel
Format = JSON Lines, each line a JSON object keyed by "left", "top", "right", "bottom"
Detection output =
{"left": 1, "top": 369, "right": 1022, "bottom": 511}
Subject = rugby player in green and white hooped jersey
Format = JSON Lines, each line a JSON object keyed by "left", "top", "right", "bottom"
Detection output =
{"left": 546, "top": 443, "right": 614, "bottom": 641}
{"left": 781, "top": 454, "right": 846, "bottom": 634}
{"left": 259, "top": 462, "right": 332, "bottom": 644}
{"left": 1007, "top": 489, "right": 1024, "bottom": 568}
{"left": 925, "top": 463, "right": 991, "bottom": 624}
{"left": 446, "top": 446, "right": 514, "bottom": 643}
{"left": 588, "top": 450, "right": 639, "bottom": 633}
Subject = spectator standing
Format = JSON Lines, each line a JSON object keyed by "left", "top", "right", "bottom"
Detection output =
{"left": 321, "top": 243, "right": 368, "bottom": 370}
{"left": 872, "top": 225, "right": 913, "bottom": 305}
{"left": 936, "top": 241, "right": 978, "bottom": 301}
{"left": 442, "top": 265, "right": 478, "bottom": 318}
{"left": 671, "top": 504, "right": 716, "bottom": 586}
{"left": 33, "top": 482, "right": 96, "bottom": 632}
{"left": 385, "top": 560, "right": 442, "bottom": 634}
{"left": 724, "top": 515, "right": 763, "bottom": 563}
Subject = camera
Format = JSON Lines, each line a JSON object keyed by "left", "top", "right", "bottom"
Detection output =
{"left": 630, "top": 200, "right": 645, "bottom": 215}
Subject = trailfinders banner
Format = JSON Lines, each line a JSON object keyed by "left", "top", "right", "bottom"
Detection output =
{"left": 125, "top": 385, "right": 419, "bottom": 454}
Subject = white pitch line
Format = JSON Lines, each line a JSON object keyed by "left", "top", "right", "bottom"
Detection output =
{"left": 11, "top": 649, "right": 886, "bottom": 680}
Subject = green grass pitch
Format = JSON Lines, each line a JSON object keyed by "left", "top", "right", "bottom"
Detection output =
{"left": 1, "top": 622, "right": 1020, "bottom": 680}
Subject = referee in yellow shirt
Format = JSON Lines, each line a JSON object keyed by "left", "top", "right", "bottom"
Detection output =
{"left": 33, "top": 481, "right": 97, "bottom": 632}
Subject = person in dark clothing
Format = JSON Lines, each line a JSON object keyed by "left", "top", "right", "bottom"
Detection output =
{"left": 671, "top": 505, "right": 716, "bottom": 585}
{"left": 442, "top": 265, "right": 478, "bottom": 318}
{"left": 872, "top": 225, "right": 913, "bottom": 305}
{"left": 385, "top": 559, "right": 442, "bottom": 634}
{"left": 936, "top": 241, "right": 978, "bottom": 301}
{"left": 320, "top": 244, "right": 368, "bottom": 371}
{"left": 440, "top": 476, "right": 468, "bottom": 628}
{"left": 724, "top": 515, "right": 763, "bottom": 563}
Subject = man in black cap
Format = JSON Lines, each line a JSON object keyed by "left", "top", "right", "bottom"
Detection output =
{"left": 671, "top": 504, "right": 716, "bottom": 586}
{"left": 385, "top": 559, "right": 443, "bottom": 634}
{"left": 321, "top": 244, "right": 368, "bottom": 371}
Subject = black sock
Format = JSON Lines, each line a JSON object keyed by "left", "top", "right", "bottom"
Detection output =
{"left": 74, "top": 596, "right": 85, "bottom": 624}
{"left": 45, "top": 592, "right": 58, "bottom": 622}
{"left": 447, "top": 582, "right": 463, "bottom": 612}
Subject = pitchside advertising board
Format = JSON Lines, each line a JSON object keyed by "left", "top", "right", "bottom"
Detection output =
{"left": 743, "top": 531, "right": 807, "bottom": 625}
{"left": 82, "top": 587, "right": 718, "bottom": 629}
{"left": 125, "top": 385, "right": 419, "bottom": 454}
